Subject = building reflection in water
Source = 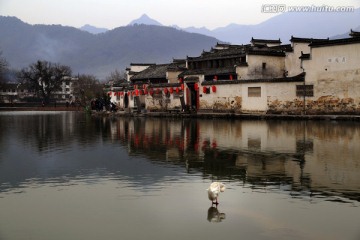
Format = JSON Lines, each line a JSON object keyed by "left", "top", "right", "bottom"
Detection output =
{"left": 0, "top": 113, "right": 359, "bottom": 204}
{"left": 109, "top": 118, "right": 360, "bottom": 203}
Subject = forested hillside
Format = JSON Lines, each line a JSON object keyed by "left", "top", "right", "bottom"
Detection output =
{"left": 0, "top": 16, "right": 219, "bottom": 78}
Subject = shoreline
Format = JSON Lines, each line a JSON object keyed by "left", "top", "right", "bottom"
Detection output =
{"left": 0, "top": 106, "right": 81, "bottom": 112}
{"left": 93, "top": 110, "right": 360, "bottom": 121}
{"left": 1, "top": 106, "right": 360, "bottom": 121}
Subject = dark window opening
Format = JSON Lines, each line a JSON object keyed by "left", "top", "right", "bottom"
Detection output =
{"left": 262, "top": 62, "right": 266, "bottom": 69}
{"left": 296, "top": 85, "right": 314, "bottom": 97}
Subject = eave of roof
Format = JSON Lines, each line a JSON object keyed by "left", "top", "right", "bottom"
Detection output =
{"left": 349, "top": 29, "right": 360, "bottom": 37}
{"left": 201, "top": 72, "right": 306, "bottom": 85}
{"left": 246, "top": 49, "right": 285, "bottom": 57}
{"left": 130, "top": 64, "right": 169, "bottom": 80}
{"left": 290, "top": 36, "right": 329, "bottom": 43}
{"left": 309, "top": 37, "right": 360, "bottom": 48}
{"left": 130, "top": 63, "right": 156, "bottom": 66}
{"left": 251, "top": 37, "right": 281, "bottom": 44}
{"left": 179, "top": 66, "right": 236, "bottom": 77}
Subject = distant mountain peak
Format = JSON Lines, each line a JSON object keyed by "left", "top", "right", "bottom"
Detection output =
{"left": 128, "top": 14, "right": 163, "bottom": 26}
{"left": 80, "top": 24, "right": 108, "bottom": 34}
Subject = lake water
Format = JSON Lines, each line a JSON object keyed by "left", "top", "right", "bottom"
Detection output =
{"left": 0, "top": 111, "right": 359, "bottom": 240}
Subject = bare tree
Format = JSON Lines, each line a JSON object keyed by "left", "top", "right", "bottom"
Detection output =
{"left": 0, "top": 52, "right": 9, "bottom": 84}
{"left": 18, "top": 60, "right": 72, "bottom": 104}
{"left": 75, "top": 74, "right": 103, "bottom": 106}
{"left": 105, "top": 69, "right": 126, "bottom": 84}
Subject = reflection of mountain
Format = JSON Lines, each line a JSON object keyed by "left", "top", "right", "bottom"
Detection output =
{"left": 0, "top": 113, "right": 359, "bottom": 203}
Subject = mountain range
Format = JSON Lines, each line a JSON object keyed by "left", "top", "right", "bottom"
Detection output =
{"left": 0, "top": 16, "right": 219, "bottom": 79}
{"left": 82, "top": 10, "right": 360, "bottom": 44}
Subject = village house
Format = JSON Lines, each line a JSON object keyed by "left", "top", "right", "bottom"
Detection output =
{"left": 109, "top": 63, "right": 154, "bottom": 110}
{"left": 180, "top": 39, "right": 304, "bottom": 113}
{"left": 52, "top": 77, "right": 78, "bottom": 104}
{"left": 301, "top": 34, "right": 360, "bottom": 114}
{"left": 0, "top": 82, "right": 29, "bottom": 103}
{"left": 109, "top": 61, "right": 186, "bottom": 112}
{"left": 107, "top": 30, "right": 360, "bottom": 115}
{"left": 0, "top": 77, "right": 78, "bottom": 104}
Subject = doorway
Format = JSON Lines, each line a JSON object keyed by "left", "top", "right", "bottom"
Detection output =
{"left": 186, "top": 83, "right": 199, "bottom": 111}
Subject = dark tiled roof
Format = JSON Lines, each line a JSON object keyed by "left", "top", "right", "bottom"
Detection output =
{"left": 299, "top": 52, "right": 310, "bottom": 60}
{"left": 184, "top": 76, "right": 199, "bottom": 82}
{"left": 270, "top": 44, "right": 293, "bottom": 52}
{"left": 187, "top": 43, "right": 285, "bottom": 62}
{"left": 247, "top": 49, "right": 285, "bottom": 57}
{"left": 130, "top": 63, "right": 156, "bottom": 66}
{"left": 290, "top": 36, "right": 329, "bottom": 43}
{"left": 309, "top": 37, "right": 360, "bottom": 48}
{"left": 179, "top": 66, "right": 236, "bottom": 77}
{"left": 188, "top": 46, "right": 246, "bottom": 61}
{"left": 167, "top": 62, "right": 186, "bottom": 71}
{"left": 350, "top": 29, "right": 360, "bottom": 38}
{"left": 215, "top": 43, "right": 244, "bottom": 49}
{"left": 150, "top": 83, "right": 181, "bottom": 88}
{"left": 130, "top": 64, "right": 169, "bottom": 80}
{"left": 251, "top": 37, "right": 281, "bottom": 44}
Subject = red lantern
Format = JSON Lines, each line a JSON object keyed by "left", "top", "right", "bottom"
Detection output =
{"left": 150, "top": 90, "right": 154, "bottom": 95}
{"left": 194, "top": 83, "right": 199, "bottom": 91}
{"left": 135, "top": 89, "right": 139, "bottom": 96}
{"left": 230, "top": 75, "right": 233, "bottom": 80}
{"left": 203, "top": 86, "right": 207, "bottom": 93}
{"left": 181, "top": 84, "right": 184, "bottom": 90}
{"left": 169, "top": 88, "right": 174, "bottom": 94}
{"left": 179, "top": 78, "right": 183, "bottom": 83}
{"left": 176, "top": 87, "right": 180, "bottom": 93}
{"left": 156, "top": 88, "right": 160, "bottom": 94}
{"left": 164, "top": 88, "right": 168, "bottom": 94}
{"left": 212, "top": 85, "right": 217, "bottom": 93}
{"left": 144, "top": 89, "right": 148, "bottom": 95}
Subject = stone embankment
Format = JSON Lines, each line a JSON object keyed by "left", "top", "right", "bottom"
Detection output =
{"left": 92, "top": 110, "right": 360, "bottom": 121}
{"left": 1, "top": 105, "right": 359, "bottom": 121}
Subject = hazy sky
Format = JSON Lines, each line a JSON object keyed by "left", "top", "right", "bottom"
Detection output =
{"left": 1, "top": 0, "right": 359, "bottom": 30}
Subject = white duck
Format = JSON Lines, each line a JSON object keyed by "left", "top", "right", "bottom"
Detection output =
{"left": 207, "top": 182, "right": 226, "bottom": 205}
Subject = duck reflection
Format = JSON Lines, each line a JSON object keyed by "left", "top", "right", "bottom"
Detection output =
{"left": 207, "top": 206, "right": 226, "bottom": 223}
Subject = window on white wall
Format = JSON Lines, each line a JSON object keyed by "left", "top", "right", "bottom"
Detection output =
{"left": 296, "top": 85, "right": 314, "bottom": 97}
{"left": 248, "top": 87, "right": 261, "bottom": 97}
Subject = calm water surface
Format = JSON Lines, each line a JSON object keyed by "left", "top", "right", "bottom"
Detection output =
{"left": 0, "top": 111, "right": 359, "bottom": 240}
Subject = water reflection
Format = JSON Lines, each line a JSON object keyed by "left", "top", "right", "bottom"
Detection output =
{"left": 207, "top": 206, "right": 226, "bottom": 223}
{"left": 0, "top": 112, "right": 359, "bottom": 204}
{"left": 1, "top": 112, "right": 360, "bottom": 240}
{"left": 109, "top": 117, "right": 360, "bottom": 203}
